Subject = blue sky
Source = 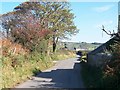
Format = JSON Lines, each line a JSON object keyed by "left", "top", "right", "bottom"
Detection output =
{"left": 0, "top": 1, "right": 119, "bottom": 43}
{"left": 68, "top": 2, "right": 118, "bottom": 43}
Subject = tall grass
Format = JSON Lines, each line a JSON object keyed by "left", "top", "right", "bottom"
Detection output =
{"left": 2, "top": 52, "right": 53, "bottom": 88}
{"left": 2, "top": 49, "right": 75, "bottom": 88}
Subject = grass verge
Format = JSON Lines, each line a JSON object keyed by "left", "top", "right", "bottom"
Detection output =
{"left": 2, "top": 50, "right": 75, "bottom": 88}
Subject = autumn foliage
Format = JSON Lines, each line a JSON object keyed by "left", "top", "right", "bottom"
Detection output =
{"left": 2, "top": 38, "right": 28, "bottom": 56}
{"left": 7, "top": 13, "right": 52, "bottom": 52}
{"left": 1, "top": 1, "right": 77, "bottom": 88}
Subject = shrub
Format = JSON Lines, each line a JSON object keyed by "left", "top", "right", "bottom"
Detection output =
{"left": 81, "top": 41, "right": 120, "bottom": 88}
{"left": 103, "top": 41, "right": 120, "bottom": 88}
{"left": 2, "top": 41, "right": 74, "bottom": 88}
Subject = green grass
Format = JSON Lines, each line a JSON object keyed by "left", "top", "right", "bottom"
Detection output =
{"left": 2, "top": 53, "right": 53, "bottom": 88}
{"left": 2, "top": 50, "right": 75, "bottom": 88}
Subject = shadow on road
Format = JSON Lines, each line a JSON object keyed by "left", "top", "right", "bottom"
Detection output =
{"left": 30, "top": 61, "right": 84, "bottom": 88}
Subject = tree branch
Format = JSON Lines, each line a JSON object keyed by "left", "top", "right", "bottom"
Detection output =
{"left": 102, "top": 25, "right": 118, "bottom": 37}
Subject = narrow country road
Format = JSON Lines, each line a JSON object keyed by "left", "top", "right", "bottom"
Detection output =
{"left": 16, "top": 58, "right": 85, "bottom": 88}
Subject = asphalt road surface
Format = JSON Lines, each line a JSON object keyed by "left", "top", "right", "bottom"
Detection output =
{"left": 16, "top": 58, "right": 85, "bottom": 88}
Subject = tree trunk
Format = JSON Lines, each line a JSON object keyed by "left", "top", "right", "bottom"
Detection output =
{"left": 53, "top": 42, "right": 56, "bottom": 52}
{"left": 53, "top": 35, "right": 58, "bottom": 53}
{"left": 53, "top": 34, "right": 55, "bottom": 52}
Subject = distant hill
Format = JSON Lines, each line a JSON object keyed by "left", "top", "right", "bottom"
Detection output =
{"left": 58, "top": 42, "right": 103, "bottom": 51}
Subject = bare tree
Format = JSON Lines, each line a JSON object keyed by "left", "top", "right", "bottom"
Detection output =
{"left": 102, "top": 25, "right": 120, "bottom": 40}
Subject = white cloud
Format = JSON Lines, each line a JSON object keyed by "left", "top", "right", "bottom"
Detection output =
{"left": 92, "top": 5, "right": 114, "bottom": 12}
